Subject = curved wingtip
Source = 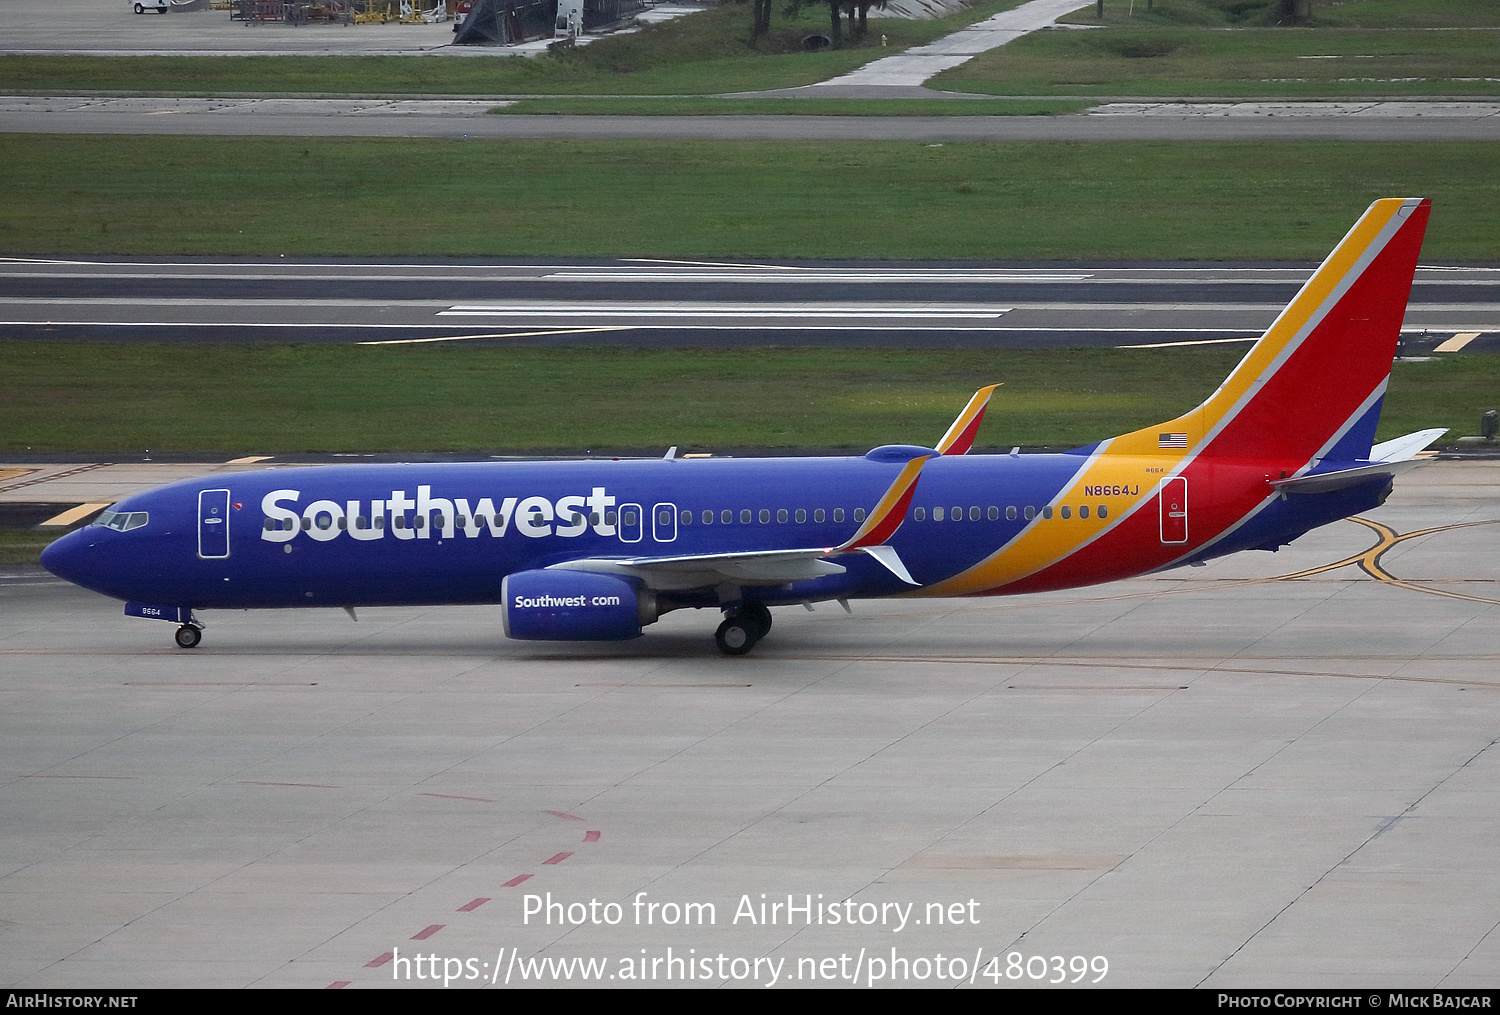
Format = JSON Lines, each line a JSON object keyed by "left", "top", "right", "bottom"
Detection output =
{"left": 936, "top": 384, "right": 1001, "bottom": 455}
{"left": 834, "top": 454, "right": 931, "bottom": 552}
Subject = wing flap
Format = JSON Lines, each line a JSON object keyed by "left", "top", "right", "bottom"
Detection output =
{"left": 545, "top": 542, "right": 921, "bottom": 590}
{"left": 549, "top": 549, "right": 847, "bottom": 589}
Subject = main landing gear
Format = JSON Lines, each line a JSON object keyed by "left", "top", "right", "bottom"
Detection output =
{"left": 174, "top": 623, "right": 202, "bottom": 649}
{"left": 715, "top": 602, "right": 772, "bottom": 656}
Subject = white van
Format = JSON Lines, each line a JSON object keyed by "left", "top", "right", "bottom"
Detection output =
{"left": 132, "top": 0, "right": 170, "bottom": 12}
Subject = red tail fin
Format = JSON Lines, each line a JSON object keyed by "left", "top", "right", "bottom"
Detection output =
{"left": 1112, "top": 197, "right": 1430, "bottom": 465}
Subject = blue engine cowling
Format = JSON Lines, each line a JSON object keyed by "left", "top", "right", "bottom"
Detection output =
{"left": 501, "top": 569, "right": 657, "bottom": 641}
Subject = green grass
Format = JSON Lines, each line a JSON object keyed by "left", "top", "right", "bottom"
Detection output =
{"left": 0, "top": 0, "right": 1026, "bottom": 97}
{"left": 495, "top": 97, "right": 1096, "bottom": 114}
{"left": 936, "top": 0, "right": 1500, "bottom": 97}
{"left": 0, "top": 530, "right": 62, "bottom": 566}
{"left": 1058, "top": 0, "right": 1500, "bottom": 29}
{"left": 2, "top": 136, "right": 1498, "bottom": 260}
{"left": 4, "top": 342, "right": 1491, "bottom": 456}
{"left": 1307, "top": 0, "right": 1500, "bottom": 29}
{"left": 0, "top": 343, "right": 1488, "bottom": 456}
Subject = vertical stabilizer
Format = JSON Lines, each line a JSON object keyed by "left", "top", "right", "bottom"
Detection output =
{"left": 1112, "top": 197, "right": 1430, "bottom": 466}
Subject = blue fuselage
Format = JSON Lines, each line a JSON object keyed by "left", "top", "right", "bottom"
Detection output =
{"left": 40, "top": 451, "right": 1386, "bottom": 615}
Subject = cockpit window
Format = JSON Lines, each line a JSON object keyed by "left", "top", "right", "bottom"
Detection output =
{"left": 95, "top": 509, "right": 148, "bottom": 531}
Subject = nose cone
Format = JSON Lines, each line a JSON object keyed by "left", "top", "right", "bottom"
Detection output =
{"left": 40, "top": 528, "right": 94, "bottom": 588}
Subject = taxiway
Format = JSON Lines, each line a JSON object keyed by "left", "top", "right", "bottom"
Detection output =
{"left": 2, "top": 461, "right": 1498, "bottom": 987}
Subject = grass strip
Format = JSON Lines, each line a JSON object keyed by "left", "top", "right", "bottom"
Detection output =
{"left": 933, "top": 25, "right": 1500, "bottom": 98}
{"left": 0, "top": 0, "right": 1027, "bottom": 97}
{"left": 494, "top": 97, "right": 1097, "bottom": 115}
{"left": 935, "top": 0, "right": 1500, "bottom": 99}
{"left": 0, "top": 530, "right": 62, "bottom": 566}
{"left": 1058, "top": 0, "right": 1500, "bottom": 30}
{"left": 1, "top": 342, "right": 1490, "bottom": 456}
{"left": 2, "top": 137, "right": 1499, "bottom": 261}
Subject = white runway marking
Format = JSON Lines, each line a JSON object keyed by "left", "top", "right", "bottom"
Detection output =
{"left": 357, "top": 327, "right": 631, "bottom": 346}
{"left": 438, "top": 304, "right": 1013, "bottom": 319}
{"left": 543, "top": 271, "right": 1094, "bottom": 283}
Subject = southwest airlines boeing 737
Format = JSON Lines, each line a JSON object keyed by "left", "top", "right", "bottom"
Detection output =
{"left": 42, "top": 198, "right": 1445, "bottom": 655}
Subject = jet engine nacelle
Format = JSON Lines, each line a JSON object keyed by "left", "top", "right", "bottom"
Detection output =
{"left": 501, "top": 569, "right": 657, "bottom": 641}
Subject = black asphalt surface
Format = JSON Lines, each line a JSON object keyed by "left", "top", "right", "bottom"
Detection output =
{"left": 2, "top": 257, "right": 1496, "bottom": 348}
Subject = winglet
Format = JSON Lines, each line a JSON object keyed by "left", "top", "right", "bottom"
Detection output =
{"left": 832, "top": 454, "right": 931, "bottom": 552}
{"left": 935, "top": 384, "right": 1000, "bottom": 455}
{"left": 858, "top": 544, "right": 918, "bottom": 585}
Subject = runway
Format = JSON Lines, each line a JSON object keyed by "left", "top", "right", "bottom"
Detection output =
{"left": 1, "top": 461, "right": 1498, "bottom": 987}
{"left": 4, "top": 257, "right": 1499, "bottom": 349}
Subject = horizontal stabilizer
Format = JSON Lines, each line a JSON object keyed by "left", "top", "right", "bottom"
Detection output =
{"left": 1271, "top": 460, "right": 1421, "bottom": 495}
{"left": 1270, "top": 430, "right": 1445, "bottom": 495}
{"left": 1370, "top": 428, "right": 1447, "bottom": 464}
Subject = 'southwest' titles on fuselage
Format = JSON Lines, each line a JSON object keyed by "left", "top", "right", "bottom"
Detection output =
{"left": 259, "top": 485, "right": 621, "bottom": 541}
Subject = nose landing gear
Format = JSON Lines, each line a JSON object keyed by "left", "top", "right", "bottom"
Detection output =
{"left": 174, "top": 623, "right": 202, "bottom": 649}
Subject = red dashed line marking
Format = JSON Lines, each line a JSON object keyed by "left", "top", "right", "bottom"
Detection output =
{"left": 419, "top": 792, "right": 495, "bottom": 803}
{"left": 346, "top": 813, "right": 601, "bottom": 986}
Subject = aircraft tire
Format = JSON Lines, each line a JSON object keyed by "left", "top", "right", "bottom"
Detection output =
{"left": 714, "top": 616, "right": 756, "bottom": 655}
{"left": 174, "top": 625, "right": 201, "bottom": 649}
{"left": 741, "top": 602, "right": 773, "bottom": 638}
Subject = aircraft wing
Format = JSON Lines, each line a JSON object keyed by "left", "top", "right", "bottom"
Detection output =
{"left": 544, "top": 447, "right": 932, "bottom": 591}
{"left": 548, "top": 548, "right": 845, "bottom": 589}
{"left": 547, "top": 544, "right": 917, "bottom": 589}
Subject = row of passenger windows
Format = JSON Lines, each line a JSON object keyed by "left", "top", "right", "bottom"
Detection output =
{"left": 657, "top": 507, "right": 866, "bottom": 526}
{"left": 648, "top": 505, "right": 1108, "bottom": 525}
{"left": 913, "top": 503, "right": 1108, "bottom": 522}
{"left": 264, "top": 502, "right": 1108, "bottom": 532}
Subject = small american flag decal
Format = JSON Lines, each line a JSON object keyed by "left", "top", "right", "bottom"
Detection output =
{"left": 1158, "top": 433, "right": 1188, "bottom": 449}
